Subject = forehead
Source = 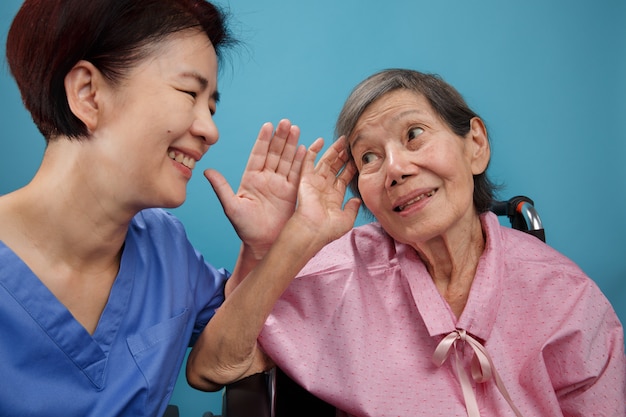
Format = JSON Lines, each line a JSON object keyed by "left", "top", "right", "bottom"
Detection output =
{"left": 140, "top": 30, "right": 218, "bottom": 79}
{"left": 351, "top": 90, "right": 436, "bottom": 137}
{"left": 362, "top": 89, "right": 432, "bottom": 118}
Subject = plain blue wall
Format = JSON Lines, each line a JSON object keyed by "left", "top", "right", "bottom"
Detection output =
{"left": 1, "top": 1, "right": 624, "bottom": 416}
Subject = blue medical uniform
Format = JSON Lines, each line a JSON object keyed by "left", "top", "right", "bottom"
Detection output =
{"left": 0, "top": 209, "right": 229, "bottom": 417}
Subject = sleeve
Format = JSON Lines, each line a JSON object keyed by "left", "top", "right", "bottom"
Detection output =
{"left": 159, "top": 210, "right": 230, "bottom": 347}
{"left": 188, "top": 248, "right": 229, "bottom": 347}
{"left": 542, "top": 281, "right": 626, "bottom": 416}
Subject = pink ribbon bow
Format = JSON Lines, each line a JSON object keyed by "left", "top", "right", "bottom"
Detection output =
{"left": 432, "top": 329, "right": 524, "bottom": 417}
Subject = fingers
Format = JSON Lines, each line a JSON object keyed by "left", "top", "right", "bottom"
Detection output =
{"left": 243, "top": 119, "right": 303, "bottom": 180}
{"left": 336, "top": 158, "right": 357, "bottom": 189}
{"left": 243, "top": 122, "right": 274, "bottom": 174}
{"left": 314, "top": 136, "right": 354, "bottom": 181}
{"left": 204, "top": 168, "right": 235, "bottom": 213}
{"left": 302, "top": 137, "right": 325, "bottom": 173}
{"left": 287, "top": 144, "right": 307, "bottom": 184}
{"left": 343, "top": 197, "right": 362, "bottom": 220}
{"left": 271, "top": 121, "right": 300, "bottom": 177}
{"left": 261, "top": 119, "right": 299, "bottom": 175}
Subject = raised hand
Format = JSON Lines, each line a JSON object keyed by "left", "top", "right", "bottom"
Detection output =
{"left": 293, "top": 136, "right": 361, "bottom": 247}
{"left": 188, "top": 137, "right": 362, "bottom": 389}
{"left": 205, "top": 119, "right": 306, "bottom": 258}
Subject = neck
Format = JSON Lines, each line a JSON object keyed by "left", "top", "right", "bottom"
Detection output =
{"left": 3, "top": 144, "right": 133, "bottom": 271}
{"left": 413, "top": 214, "right": 485, "bottom": 319}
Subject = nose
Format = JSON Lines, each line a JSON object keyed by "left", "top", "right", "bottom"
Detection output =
{"left": 191, "top": 109, "right": 219, "bottom": 145}
{"left": 385, "top": 144, "right": 417, "bottom": 188}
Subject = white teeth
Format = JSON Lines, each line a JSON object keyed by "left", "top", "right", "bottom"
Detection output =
{"left": 396, "top": 189, "right": 435, "bottom": 212}
{"left": 168, "top": 150, "right": 196, "bottom": 169}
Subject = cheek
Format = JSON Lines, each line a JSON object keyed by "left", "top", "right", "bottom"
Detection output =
{"left": 358, "top": 175, "right": 387, "bottom": 214}
{"left": 427, "top": 148, "right": 469, "bottom": 185}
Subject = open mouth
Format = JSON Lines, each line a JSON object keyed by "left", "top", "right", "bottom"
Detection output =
{"left": 168, "top": 150, "right": 196, "bottom": 170}
{"left": 393, "top": 189, "right": 437, "bottom": 212}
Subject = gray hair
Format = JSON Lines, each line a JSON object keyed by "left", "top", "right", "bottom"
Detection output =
{"left": 335, "top": 68, "right": 497, "bottom": 214}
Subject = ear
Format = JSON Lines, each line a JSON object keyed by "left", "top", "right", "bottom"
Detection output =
{"left": 64, "top": 60, "right": 102, "bottom": 134}
{"left": 467, "top": 117, "right": 491, "bottom": 175}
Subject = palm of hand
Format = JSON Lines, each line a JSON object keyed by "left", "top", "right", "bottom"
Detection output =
{"left": 206, "top": 120, "right": 305, "bottom": 253}
{"left": 295, "top": 137, "right": 361, "bottom": 244}
{"left": 233, "top": 165, "right": 299, "bottom": 247}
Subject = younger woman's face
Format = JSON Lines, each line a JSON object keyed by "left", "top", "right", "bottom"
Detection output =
{"left": 92, "top": 29, "right": 219, "bottom": 210}
{"left": 348, "top": 89, "right": 488, "bottom": 247}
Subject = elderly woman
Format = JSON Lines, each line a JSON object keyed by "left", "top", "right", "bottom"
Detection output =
{"left": 195, "top": 69, "right": 626, "bottom": 417}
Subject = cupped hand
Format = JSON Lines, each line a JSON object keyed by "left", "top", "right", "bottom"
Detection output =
{"left": 205, "top": 119, "right": 306, "bottom": 257}
{"left": 293, "top": 136, "right": 361, "bottom": 247}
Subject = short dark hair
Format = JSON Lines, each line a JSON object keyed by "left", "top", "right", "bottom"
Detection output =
{"left": 335, "top": 68, "right": 497, "bottom": 214}
{"left": 6, "top": 0, "right": 236, "bottom": 141}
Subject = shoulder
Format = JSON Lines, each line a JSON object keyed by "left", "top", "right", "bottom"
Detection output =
{"left": 483, "top": 213, "right": 603, "bottom": 305}
{"left": 483, "top": 211, "right": 581, "bottom": 272}
{"left": 127, "top": 209, "right": 194, "bottom": 260}
{"left": 127, "top": 209, "right": 227, "bottom": 291}
{"left": 499, "top": 223, "right": 585, "bottom": 280}
{"left": 298, "top": 222, "right": 395, "bottom": 276}
{"left": 130, "top": 208, "right": 185, "bottom": 237}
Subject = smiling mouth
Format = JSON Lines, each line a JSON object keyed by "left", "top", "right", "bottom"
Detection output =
{"left": 394, "top": 189, "right": 437, "bottom": 212}
{"left": 168, "top": 150, "right": 196, "bottom": 169}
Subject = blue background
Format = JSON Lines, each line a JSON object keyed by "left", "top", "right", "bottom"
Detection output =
{"left": 1, "top": 1, "right": 624, "bottom": 415}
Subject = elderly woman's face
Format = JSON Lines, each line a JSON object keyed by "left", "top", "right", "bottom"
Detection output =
{"left": 348, "top": 89, "right": 489, "bottom": 245}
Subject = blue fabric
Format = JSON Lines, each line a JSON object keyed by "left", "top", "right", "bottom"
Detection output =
{"left": 0, "top": 209, "right": 228, "bottom": 417}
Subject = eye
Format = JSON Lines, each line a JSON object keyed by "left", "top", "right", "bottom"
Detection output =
{"left": 361, "top": 152, "right": 378, "bottom": 164}
{"left": 408, "top": 127, "right": 424, "bottom": 140}
{"left": 178, "top": 89, "right": 197, "bottom": 99}
{"left": 209, "top": 99, "right": 217, "bottom": 116}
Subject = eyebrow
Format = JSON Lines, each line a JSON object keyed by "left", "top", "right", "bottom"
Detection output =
{"left": 180, "top": 71, "right": 220, "bottom": 103}
{"left": 349, "top": 108, "right": 427, "bottom": 154}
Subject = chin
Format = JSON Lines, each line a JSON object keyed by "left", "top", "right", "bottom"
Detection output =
{"left": 167, "top": 199, "right": 186, "bottom": 209}
{"left": 161, "top": 193, "right": 187, "bottom": 209}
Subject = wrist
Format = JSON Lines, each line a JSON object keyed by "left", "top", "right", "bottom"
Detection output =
{"left": 276, "top": 214, "right": 327, "bottom": 260}
{"left": 240, "top": 242, "right": 268, "bottom": 263}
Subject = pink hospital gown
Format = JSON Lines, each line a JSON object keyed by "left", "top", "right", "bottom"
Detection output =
{"left": 259, "top": 212, "right": 626, "bottom": 417}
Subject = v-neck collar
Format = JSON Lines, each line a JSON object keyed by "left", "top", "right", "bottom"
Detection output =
{"left": 397, "top": 212, "right": 504, "bottom": 342}
{"left": 0, "top": 236, "right": 136, "bottom": 389}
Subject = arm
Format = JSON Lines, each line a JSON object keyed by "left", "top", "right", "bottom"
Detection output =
{"left": 187, "top": 137, "right": 360, "bottom": 391}
{"left": 552, "top": 297, "right": 626, "bottom": 416}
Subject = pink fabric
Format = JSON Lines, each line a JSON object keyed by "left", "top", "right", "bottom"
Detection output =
{"left": 433, "top": 329, "right": 523, "bottom": 417}
{"left": 259, "top": 213, "right": 626, "bottom": 417}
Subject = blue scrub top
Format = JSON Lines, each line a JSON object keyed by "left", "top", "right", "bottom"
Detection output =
{"left": 0, "top": 209, "right": 229, "bottom": 417}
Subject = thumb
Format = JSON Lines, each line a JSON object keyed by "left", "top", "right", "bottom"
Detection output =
{"left": 204, "top": 168, "right": 235, "bottom": 213}
{"left": 343, "top": 198, "right": 362, "bottom": 224}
